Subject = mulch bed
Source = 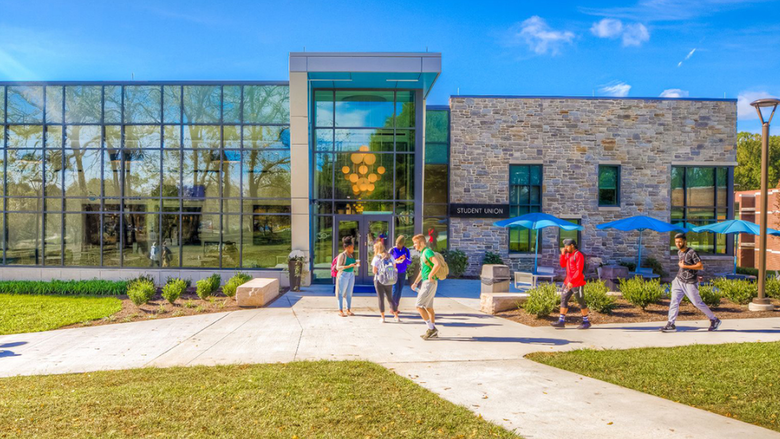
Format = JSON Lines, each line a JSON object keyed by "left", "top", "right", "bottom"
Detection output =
{"left": 62, "top": 287, "right": 289, "bottom": 329}
{"left": 497, "top": 297, "right": 780, "bottom": 327}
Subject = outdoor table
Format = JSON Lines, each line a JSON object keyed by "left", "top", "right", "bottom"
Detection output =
{"left": 514, "top": 268, "right": 555, "bottom": 288}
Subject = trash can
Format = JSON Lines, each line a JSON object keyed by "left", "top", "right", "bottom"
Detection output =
{"left": 481, "top": 264, "right": 511, "bottom": 294}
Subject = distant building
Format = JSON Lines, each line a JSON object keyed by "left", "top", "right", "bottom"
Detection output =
{"left": 736, "top": 189, "right": 780, "bottom": 270}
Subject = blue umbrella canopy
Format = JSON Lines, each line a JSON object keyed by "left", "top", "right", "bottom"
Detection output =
{"left": 671, "top": 221, "right": 696, "bottom": 233}
{"left": 596, "top": 215, "right": 680, "bottom": 270}
{"left": 494, "top": 213, "right": 583, "bottom": 273}
{"left": 691, "top": 219, "right": 780, "bottom": 236}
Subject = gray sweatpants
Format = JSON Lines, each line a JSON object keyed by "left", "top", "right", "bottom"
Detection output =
{"left": 668, "top": 278, "right": 716, "bottom": 323}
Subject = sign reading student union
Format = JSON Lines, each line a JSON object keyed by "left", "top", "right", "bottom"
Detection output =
{"left": 449, "top": 204, "right": 510, "bottom": 219}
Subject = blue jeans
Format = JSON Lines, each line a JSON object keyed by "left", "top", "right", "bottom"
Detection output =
{"left": 392, "top": 272, "right": 406, "bottom": 309}
{"left": 335, "top": 271, "right": 355, "bottom": 311}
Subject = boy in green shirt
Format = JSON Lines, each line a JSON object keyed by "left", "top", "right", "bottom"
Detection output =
{"left": 411, "top": 234, "right": 442, "bottom": 340}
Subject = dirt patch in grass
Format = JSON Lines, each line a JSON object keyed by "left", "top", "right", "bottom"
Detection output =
{"left": 62, "top": 287, "right": 289, "bottom": 329}
{"left": 498, "top": 297, "right": 780, "bottom": 327}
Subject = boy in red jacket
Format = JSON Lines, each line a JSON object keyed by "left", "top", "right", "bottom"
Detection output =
{"left": 551, "top": 239, "right": 590, "bottom": 329}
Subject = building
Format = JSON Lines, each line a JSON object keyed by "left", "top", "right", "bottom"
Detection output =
{"left": 0, "top": 52, "right": 737, "bottom": 285}
{"left": 736, "top": 189, "right": 780, "bottom": 271}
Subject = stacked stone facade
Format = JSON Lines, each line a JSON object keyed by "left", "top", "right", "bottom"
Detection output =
{"left": 449, "top": 97, "right": 737, "bottom": 279}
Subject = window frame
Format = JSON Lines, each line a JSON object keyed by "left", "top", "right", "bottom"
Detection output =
{"left": 508, "top": 164, "right": 543, "bottom": 254}
{"left": 597, "top": 164, "right": 621, "bottom": 207}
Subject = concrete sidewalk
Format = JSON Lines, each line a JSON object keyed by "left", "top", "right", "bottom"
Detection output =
{"left": 1, "top": 282, "right": 778, "bottom": 438}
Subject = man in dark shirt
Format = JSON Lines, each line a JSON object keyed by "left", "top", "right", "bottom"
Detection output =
{"left": 660, "top": 234, "right": 722, "bottom": 332}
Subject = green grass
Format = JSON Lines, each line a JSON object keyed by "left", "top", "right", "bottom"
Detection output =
{"left": 0, "top": 294, "right": 122, "bottom": 335}
{"left": 528, "top": 342, "right": 780, "bottom": 431}
{"left": 0, "top": 361, "right": 519, "bottom": 439}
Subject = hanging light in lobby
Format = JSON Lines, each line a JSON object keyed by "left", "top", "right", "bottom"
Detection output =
{"left": 346, "top": 145, "right": 381, "bottom": 197}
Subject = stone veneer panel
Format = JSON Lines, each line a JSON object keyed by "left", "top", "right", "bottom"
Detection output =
{"left": 449, "top": 97, "right": 737, "bottom": 278}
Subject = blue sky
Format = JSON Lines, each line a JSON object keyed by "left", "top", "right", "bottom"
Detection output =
{"left": 1, "top": 0, "right": 778, "bottom": 132}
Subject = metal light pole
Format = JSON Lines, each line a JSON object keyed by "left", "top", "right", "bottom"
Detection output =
{"left": 749, "top": 98, "right": 780, "bottom": 311}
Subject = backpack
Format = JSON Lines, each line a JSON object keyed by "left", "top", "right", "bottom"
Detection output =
{"left": 375, "top": 256, "right": 398, "bottom": 286}
{"left": 423, "top": 250, "right": 449, "bottom": 281}
{"left": 331, "top": 252, "right": 345, "bottom": 278}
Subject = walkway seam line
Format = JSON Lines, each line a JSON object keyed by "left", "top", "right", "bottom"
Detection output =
{"left": 290, "top": 296, "right": 304, "bottom": 361}
{"left": 143, "top": 312, "right": 232, "bottom": 367}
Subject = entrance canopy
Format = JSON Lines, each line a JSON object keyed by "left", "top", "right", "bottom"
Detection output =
{"left": 289, "top": 52, "right": 441, "bottom": 97}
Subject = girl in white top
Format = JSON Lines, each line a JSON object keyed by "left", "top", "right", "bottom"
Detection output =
{"left": 372, "top": 241, "right": 400, "bottom": 323}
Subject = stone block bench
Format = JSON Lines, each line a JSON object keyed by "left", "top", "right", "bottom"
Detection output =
{"left": 236, "top": 278, "right": 280, "bottom": 308}
{"left": 480, "top": 292, "right": 530, "bottom": 315}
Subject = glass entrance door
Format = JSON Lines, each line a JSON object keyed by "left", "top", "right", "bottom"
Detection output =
{"left": 334, "top": 215, "right": 393, "bottom": 285}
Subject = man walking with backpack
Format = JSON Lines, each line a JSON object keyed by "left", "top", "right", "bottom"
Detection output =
{"left": 411, "top": 234, "right": 444, "bottom": 340}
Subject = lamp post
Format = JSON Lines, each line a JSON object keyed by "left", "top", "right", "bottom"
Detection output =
{"left": 749, "top": 98, "right": 780, "bottom": 311}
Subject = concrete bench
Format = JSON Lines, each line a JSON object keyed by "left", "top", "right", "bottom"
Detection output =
{"left": 480, "top": 292, "right": 530, "bottom": 314}
{"left": 236, "top": 278, "right": 280, "bottom": 308}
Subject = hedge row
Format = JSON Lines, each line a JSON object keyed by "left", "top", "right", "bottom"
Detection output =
{"left": 0, "top": 280, "right": 128, "bottom": 296}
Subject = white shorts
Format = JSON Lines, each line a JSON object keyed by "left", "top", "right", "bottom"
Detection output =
{"left": 415, "top": 280, "right": 438, "bottom": 309}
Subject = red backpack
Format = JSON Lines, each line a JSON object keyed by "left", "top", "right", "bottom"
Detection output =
{"left": 331, "top": 252, "right": 344, "bottom": 277}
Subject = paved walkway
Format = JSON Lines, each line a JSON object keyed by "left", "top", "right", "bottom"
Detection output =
{"left": 1, "top": 280, "right": 779, "bottom": 438}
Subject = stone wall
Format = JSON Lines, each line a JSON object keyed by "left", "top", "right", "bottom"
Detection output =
{"left": 449, "top": 97, "right": 737, "bottom": 279}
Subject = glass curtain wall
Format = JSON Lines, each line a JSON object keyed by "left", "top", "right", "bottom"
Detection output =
{"left": 670, "top": 166, "right": 732, "bottom": 254}
{"left": 423, "top": 108, "right": 449, "bottom": 251}
{"left": 312, "top": 89, "right": 416, "bottom": 281}
{"left": 0, "top": 83, "right": 291, "bottom": 269}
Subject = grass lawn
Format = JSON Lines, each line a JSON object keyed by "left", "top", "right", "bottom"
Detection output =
{"left": 528, "top": 342, "right": 780, "bottom": 432}
{"left": 0, "top": 294, "right": 122, "bottom": 335}
{"left": 0, "top": 361, "right": 519, "bottom": 439}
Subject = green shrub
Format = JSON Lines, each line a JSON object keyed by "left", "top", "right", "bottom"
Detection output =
{"left": 127, "top": 280, "right": 156, "bottom": 306}
{"left": 0, "top": 280, "right": 128, "bottom": 296}
{"left": 767, "top": 277, "right": 780, "bottom": 300}
{"left": 584, "top": 280, "right": 618, "bottom": 314}
{"left": 618, "top": 260, "right": 637, "bottom": 272}
{"left": 208, "top": 274, "right": 221, "bottom": 293}
{"left": 166, "top": 277, "right": 192, "bottom": 288}
{"left": 196, "top": 279, "right": 213, "bottom": 300}
{"left": 643, "top": 257, "right": 667, "bottom": 278}
{"left": 619, "top": 277, "right": 664, "bottom": 310}
{"left": 736, "top": 266, "right": 780, "bottom": 278}
{"left": 407, "top": 255, "right": 421, "bottom": 281}
{"left": 128, "top": 274, "right": 155, "bottom": 286}
{"left": 482, "top": 251, "right": 504, "bottom": 265}
{"left": 223, "top": 273, "right": 252, "bottom": 298}
{"left": 712, "top": 278, "right": 757, "bottom": 305}
{"left": 441, "top": 249, "right": 468, "bottom": 278}
{"left": 522, "top": 283, "right": 559, "bottom": 318}
{"left": 162, "top": 279, "right": 187, "bottom": 305}
{"left": 698, "top": 284, "right": 722, "bottom": 308}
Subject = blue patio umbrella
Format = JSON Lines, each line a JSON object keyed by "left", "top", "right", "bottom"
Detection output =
{"left": 596, "top": 216, "right": 681, "bottom": 270}
{"left": 692, "top": 220, "right": 780, "bottom": 274}
{"left": 494, "top": 213, "right": 583, "bottom": 273}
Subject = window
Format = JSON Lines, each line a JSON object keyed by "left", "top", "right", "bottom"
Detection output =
{"left": 509, "top": 165, "right": 542, "bottom": 253}
{"left": 598, "top": 165, "right": 620, "bottom": 206}
{"left": 559, "top": 219, "right": 582, "bottom": 249}
{"left": 670, "top": 166, "right": 732, "bottom": 255}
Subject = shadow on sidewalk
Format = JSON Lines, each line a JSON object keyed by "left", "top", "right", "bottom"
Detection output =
{"left": 590, "top": 326, "right": 780, "bottom": 334}
{"left": 0, "top": 341, "right": 26, "bottom": 358}
{"left": 436, "top": 336, "right": 580, "bottom": 345}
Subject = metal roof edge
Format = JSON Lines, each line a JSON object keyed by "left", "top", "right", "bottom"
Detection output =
{"left": 451, "top": 95, "right": 737, "bottom": 103}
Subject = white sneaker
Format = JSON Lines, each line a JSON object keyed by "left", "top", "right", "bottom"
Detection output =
{"left": 380, "top": 316, "right": 386, "bottom": 323}
{"left": 394, "top": 315, "right": 400, "bottom": 323}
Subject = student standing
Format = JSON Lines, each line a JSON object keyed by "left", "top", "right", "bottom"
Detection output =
{"left": 410, "top": 234, "right": 441, "bottom": 340}
{"left": 389, "top": 235, "right": 411, "bottom": 310}
{"left": 335, "top": 236, "right": 359, "bottom": 317}
{"left": 551, "top": 239, "right": 590, "bottom": 329}
{"left": 372, "top": 241, "right": 400, "bottom": 323}
{"left": 660, "top": 234, "right": 722, "bottom": 332}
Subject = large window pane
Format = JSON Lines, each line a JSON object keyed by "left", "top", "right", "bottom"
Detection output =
{"left": 124, "top": 86, "right": 161, "bottom": 124}
{"left": 122, "top": 212, "right": 161, "bottom": 267}
{"left": 314, "top": 90, "right": 334, "bottom": 127}
{"left": 44, "top": 213, "right": 62, "bottom": 266}
{"left": 223, "top": 86, "right": 241, "bottom": 123}
{"left": 509, "top": 165, "right": 543, "bottom": 253}
{"left": 243, "top": 85, "right": 289, "bottom": 124}
{"left": 183, "top": 86, "right": 221, "bottom": 124}
{"left": 124, "top": 150, "right": 161, "bottom": 196}
{"left": 65, "top": 86, "right": 102, "bottom": 123}
{"left": 181, "top": 213, "right": 221, "bottom": 267}
{"left": 7, "top": 125, "right": 43, "bottom": 148}
{"left": 183, "top": 150, "right": 220, "bottom": 198}
{"left": 396, "top": 154, "right": 415, "bottom": 200}
{"left": 183, "top": 125, "right": 220, "bottom": 149}
{"left": 7, "top": 149, "right": 43, "bottom": 197}
{"left": 164, "top": 125, "right": 181, "bottom": 148}
{"left": 222, "top": 214, "right": 240, "bottom": 268}
{"left": 223, "top": 125, "right": 240, "bottom": 149}
{"left": 395, "top": 91, "right": 415, "bottom": 128}
{"left": 103, "top": 144, "right": 122, "bottom": 198}
{"left": 334, "top": 152, "right": 393, "bottom": 200}
{"left": 395, "top": 129, "right": 415, "bottom": 152}
{"left": 425, "top": 110, "right": 448, "bottom": 143}
{"left": 717, "top": 167, "right": 728, "bottom": 207}
{"left": 312, "top": 215, "right": 333, "bottom": 281}
{"left": 7, "top": 86, "right": 44, "bottom": 123}
{"left": 104, "top": 86, "right": 122, "bottom": 124}
{"left": 161, "top": 214, "right": 181, "bottom": 268}
{"left": 65, "top": 149, "right": 101, "bottom": 198}
{"left": 598, "top": 165, "right": 619, "bottom": 206}
{"left": 424, "top": 164, "right": 448, "bottom": 204}
{"left": 102, "top": 213, "right": 121, "bottom": 266}
{"left": 125, "top": 125, "right": 161, "bottom": 149}
{"left": 242, "top": 150, "right": 290, "bottom": 198}
{"left": 315, "top": 129, "right": 333, "bottom": 151}
{"left": 46, "top": 86, "right": 63, "bottom": 123}
{"left": 46, "top": 126, "right": 62, "bottom": 149}
{"left": 162, "top": 150, "right": 182, "bottom": 197}
{"left": 334, "top": 129, "right": 394, "bottom": 152}
{"left": 241, "top": 214, "right": 291, "bottom": 268}
{"left": 335, "top": 90, "right": 394, "bottom": 128}
{"left": 0, "top": 86, "right": 4, "bottom": 121}
{"left": 222, "top": 151, "right": 241, "bottom": 198}
{"left": 314, "top": 153, "right": 334, "bottom": 199}
{"left": 243, "top": 125, "right": 289, "bottom": 149}
{"left": 686, "top": 167, "right": 715, "bottom": 207}
{"left": 671, "top": 166, "right": 684, "bottom": 206}
{"left": 64, "top": 211, "right": 102, "bottom": 266}
{"left": 44, "top": 149, "right": 63, "bottom": 197}
{"left": 6, "top": 213, "right": 42, "bottom": 265}
{"left": 163, "top": 86, "right": 182, "bottom": 123}
{"left": 66, "top": 125, "right": 101, "bottom": 150}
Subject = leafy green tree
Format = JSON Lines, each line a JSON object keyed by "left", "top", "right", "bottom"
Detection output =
{"left": 735, "top": 132, "right": 780, "bottom": 191}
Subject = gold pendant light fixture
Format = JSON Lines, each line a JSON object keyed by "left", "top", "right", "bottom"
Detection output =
{"left": 341, "top": 145, "right": 386, "bottom": 197}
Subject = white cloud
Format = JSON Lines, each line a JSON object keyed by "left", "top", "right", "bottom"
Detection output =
{"left": 590, "top": 18, "right": 623, "bottom": 38}
{"left": 581, "top": 0, "right": 757, "bottom": 22}
{"left": 508, "top": 16, "right": 575, "bottom": 56}
{"left": 599, "top": 82, "right": 632, "bottom": 97}
{"left": 622, "top": 23, "right": 650, "bottom": 46}
{"left": 660, "top": 89, "right": 689, "bottom": 98}
{"left": 677, "top": 48, "right": 696, "bottom": 67}
{"left": 590, "top": 18, "right": 650, "bottom": 47}
{"left": 738, "top": 91, "right": 778, "bottom": 120}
